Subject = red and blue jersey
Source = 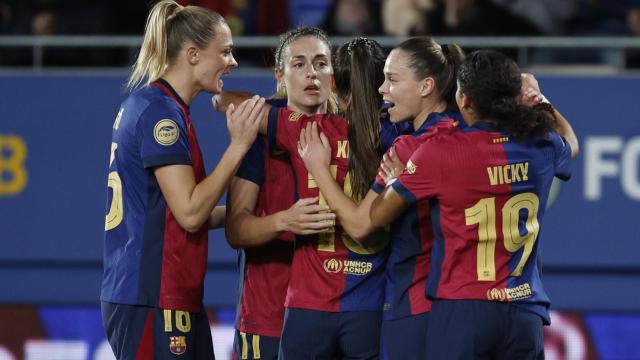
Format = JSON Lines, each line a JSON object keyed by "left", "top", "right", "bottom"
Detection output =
{"left": 393, "top": 121, "right": 572, "bottom": 324}
{"left": 268, "top": 107, "right": 390, "bottom": 312}
{"left": 101, "top": 79, "right": 207, "bottom": 312}
{"left": 235, "top": 135, "right": 295, "bottom": 338}
{"left": 372, "top": 111, "right": 461, "bottom": 321}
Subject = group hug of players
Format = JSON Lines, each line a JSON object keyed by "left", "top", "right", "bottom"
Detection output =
{"left": 100, "top": 1, "right": 579, "bottom": 359}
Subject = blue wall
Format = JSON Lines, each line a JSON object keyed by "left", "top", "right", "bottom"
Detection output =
{"left": 1, "top": 73, "right": 638, "bottom": 310}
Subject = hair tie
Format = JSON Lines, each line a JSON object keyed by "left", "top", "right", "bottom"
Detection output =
{"left": 347, "top": 37, "right": 373, "bottom": 56}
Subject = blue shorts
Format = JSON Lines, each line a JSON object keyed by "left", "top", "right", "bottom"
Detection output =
{"left": 279, "top": 308, "right": 381, "bottom": 360}
{"left": 234, "top": 330, "right": 279, "bottom": 360}
{"left": 380, "top": 312, "right": 429, "bottom": 360}
{"left": 101, "top": 301, "right": 214, "bottom": 360}
{"left": 426, "top": 300, "right": 544, "bottom": 360}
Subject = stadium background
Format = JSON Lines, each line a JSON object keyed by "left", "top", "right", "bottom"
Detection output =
{"left": 1, "top": 0, "right": 640, "bottom": 359}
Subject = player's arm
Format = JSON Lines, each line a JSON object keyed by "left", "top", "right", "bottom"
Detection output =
{"left": 208, "top": 205, "right": 226, "bottom": 229}
{"left": 297, "top": 121, "right": 381, "bottom": 242}
{"left": 370, "top": 186, "right": 409, "bottom": 228}
{"left": 155, "top": 96, "right": 266, "bottom": 232}
{"left": 225, "top": 177, "right": 335, "bottom": 248}
{"left": 550, "top": 109, "right": 579, "bottom": 158}
{"left": 212, "top": 92, "right": 274, "bottom": 137}
{"left": 521, "top": 73, "right": 579, "bottom": 158}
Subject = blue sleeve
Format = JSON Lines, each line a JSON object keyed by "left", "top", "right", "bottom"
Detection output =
{"left": 379, "top": 117, "right": 414, "bottom": 152}
{"left": 267, "top": 106, "right": 280, "bottom": 151}
{"left": 236, "top": 136, "right": 266, "bottom": 186}
{"left": 550, "top": 132, "right": 572, "bottom": 181}
{"left": 138, "top": 102, "right": 191, "bottom": 168}
{"left": 266, "top": 98, "right": 287, "bottom": 108}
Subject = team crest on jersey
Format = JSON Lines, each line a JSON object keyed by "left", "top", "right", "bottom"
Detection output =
{"left": 406, "top": 160, "right": 417, "bottom": 174}
{"left": 154, "top": 119, "right": 179, "bottom": 146}
{"left": 323, "top": 258, "right": 343, "bottom": 273}
{"left": 288, "top": 112, "right": 303, "bottom": 122}
{"left": 169, "top": 336, "right": 187, "bottom": 355}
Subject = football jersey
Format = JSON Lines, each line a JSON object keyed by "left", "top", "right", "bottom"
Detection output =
{"left": 268, "top": 107, "right": 390, "bottom": 312}
{"left": 101, "top": 79, "right": 207, "bottom": 312}
{"left": 235, "top": 135, "right": 295, "bottom": 338}
{"left": 393, "top": 121, "right": 572, "bottom": 324}
{"left": 372, "top": 111, "right": 460, "bottom": 320}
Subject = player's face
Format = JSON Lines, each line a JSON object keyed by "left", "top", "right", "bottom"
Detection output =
{"left": 378, "top": 49, "right": 424, "bottom": 123}
{"left": 195, "top": 23, "right": 238, "bottom": 94}
{"left": 277, "top": 36, "right": 333, "bottom": 115}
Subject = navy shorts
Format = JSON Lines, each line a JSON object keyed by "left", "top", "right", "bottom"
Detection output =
{"left": 380, "top": 312, "right": 429, "bottom": 360}
{"left": 234, "top": 330, "right": 280, "bottom": 360}
{"left": 279, "top": 308, "right": 381, "bottom": 360}
{"left": 425, "top": 300, "right": 544, "bottom": 360}
{"left": 101, "top": 301, "right": 214, "bottom": 360}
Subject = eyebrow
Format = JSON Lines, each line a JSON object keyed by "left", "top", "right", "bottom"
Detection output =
{"left": 290, "top": 54, "right": 330, "bottom": 62}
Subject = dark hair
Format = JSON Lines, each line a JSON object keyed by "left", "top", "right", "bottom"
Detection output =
{"left": 458, "top": 50, "right": 555, "bottom": 139}
{"left": 395, "top": 37, "right": 464, "bottom": 109}
{"left": 334, "top": 37, "right": 386, "bottom": 201}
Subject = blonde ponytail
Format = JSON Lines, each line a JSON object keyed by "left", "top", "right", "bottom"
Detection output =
{"left": 127, "top": 0, "right": 225, "bottom": 91}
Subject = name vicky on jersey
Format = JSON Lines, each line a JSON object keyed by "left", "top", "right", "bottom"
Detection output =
{"left": 487, "top": 162, "right": 529, "bottom": 186}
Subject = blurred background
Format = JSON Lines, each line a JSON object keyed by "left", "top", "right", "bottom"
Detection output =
{"left": 1, "top": 0, "right": 639, "bottom": 359}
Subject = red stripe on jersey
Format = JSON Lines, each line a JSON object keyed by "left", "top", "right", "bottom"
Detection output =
{"left": 154, "top": 82, "right": 208, "bottom": 312}
{"left": 135, "top": 310, "right": 154, "bottom": 360}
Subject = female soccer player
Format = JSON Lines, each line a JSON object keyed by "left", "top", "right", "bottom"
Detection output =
{"left": 224, "top": 28, "right": 337, "bottom": 360}
{"left": 100, "top": 1, "right": 267, "bottom": 358}
{"left": 255, "top": 34, "right": 390, "bottom": 359}
{"left": 370, "top": 50, "right": 579, "bottom": 359}
{"left": 298, "top": 37, "right": 465, "bottom": 360}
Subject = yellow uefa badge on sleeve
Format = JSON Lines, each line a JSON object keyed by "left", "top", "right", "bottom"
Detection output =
{"left": 406, "top": 160, "right": 417, "bottom": 174}
{"left": 154, "top": 119, "right": 179, "bottom": 146}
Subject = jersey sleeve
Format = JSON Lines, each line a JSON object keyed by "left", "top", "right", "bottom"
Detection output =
{"left": 392, "top": 140, "right": 440, "bottom": 205}
{"left": 236, "top": 136, "right": 266, "bottom": 186}
{"left": 371, "top": 135, "right": 415, "bottom": 194}
{"left": 549, "top": 131, "right": 572, "bottom": 181}
{"left": 138, "top": 102, "right": 191, "bottom": 168}
{"left": 267, "top": 107, "right": 299, "bottom": 154}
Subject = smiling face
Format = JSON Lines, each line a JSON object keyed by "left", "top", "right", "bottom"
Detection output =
{"left": 378, "top": 49, "right": 427, "bottom": 123}
{"left": 194, "top": 23, "right": 237, "bottom": 94}
{"left": 276, "top": 35, "right": 333, "bottom": 115}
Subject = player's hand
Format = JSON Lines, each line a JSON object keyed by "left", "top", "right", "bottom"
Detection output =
{"left": 280, "top": 197, "right": 336, "bottom": 235}
{"left": 297, "top": 121, "right": 331, "bottom": 175}
{"left": 378, "top": 146, "right": 404, "bottom": 186}
{"left": 520, "top": 73, "right": 544, "bottom": 107}
{"left": 226, "top": 95, "right": 267, "bottom": 151}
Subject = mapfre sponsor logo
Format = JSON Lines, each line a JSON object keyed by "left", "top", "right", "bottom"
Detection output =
{"left": 486, "top": 283, "right": 533, "bottom": 302}
{"left": 323, "top": 259, "right": 372, "bottom": 276}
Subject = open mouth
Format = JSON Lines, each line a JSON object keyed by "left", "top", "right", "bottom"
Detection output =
{"left": 382, "top": 100, "right": 395, "bottom": 109}
{"left": 304, "top": 84, "right": 320, "bottom": 93}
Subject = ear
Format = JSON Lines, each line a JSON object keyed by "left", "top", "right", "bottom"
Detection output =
{"left": 460, "top": 92, "right": 472, "bottom": 111}
{"left": 186, "top": 45, "right": 199, "bottom": 65}
{"left": 274, "top": 67, "right": 284, "bottom": 83}
{"left": 419, "top": 77, "right": 435, "bottom": 97}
